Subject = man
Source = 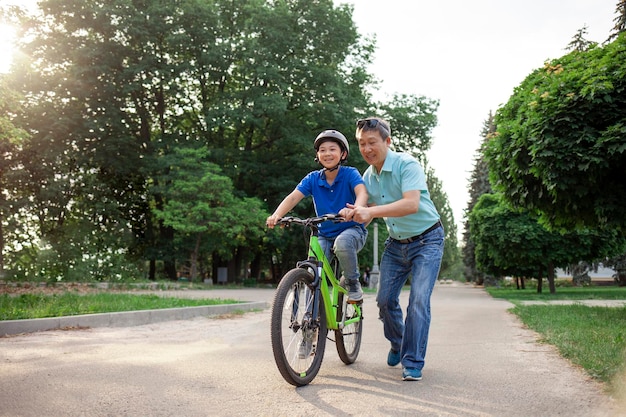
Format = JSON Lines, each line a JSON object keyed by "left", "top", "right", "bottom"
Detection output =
{"left": 344, "top": 117, "right": 444, "bottom": 381}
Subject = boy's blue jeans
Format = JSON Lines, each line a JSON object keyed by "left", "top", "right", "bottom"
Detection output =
{"left": 376, "top": 226, "right": 444, "bottom": 370}
{"left": 318, "top": 226, "right": 367, "bottom": 282}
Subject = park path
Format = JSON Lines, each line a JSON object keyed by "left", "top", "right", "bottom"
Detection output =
{"left": 0, "top": 282, "right": 623, "bottom": 416}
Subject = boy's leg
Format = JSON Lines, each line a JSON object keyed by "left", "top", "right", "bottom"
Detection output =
{"left": 333, "top": 226, "right": 367, "bottom": 302}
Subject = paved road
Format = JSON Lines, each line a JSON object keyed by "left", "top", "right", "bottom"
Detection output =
{"left": 0, "top": 283, "right": 623, "bottom": 416}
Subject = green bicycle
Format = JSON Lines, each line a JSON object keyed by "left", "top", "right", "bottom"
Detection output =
{"left": 270, "top": 214, "right": 364, "bottom": 386}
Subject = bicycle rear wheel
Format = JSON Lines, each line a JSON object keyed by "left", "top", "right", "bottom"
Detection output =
{"left": 335, "top": 293, "right": 363, "bottom": 364}
{"left": 270, "top": 268, "right": 327, "bottom": 386}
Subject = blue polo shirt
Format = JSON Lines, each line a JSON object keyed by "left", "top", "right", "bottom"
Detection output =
{"left": 363, "top": 150, "right": 440, "bottom": 240}
{"left": 296, "top": 166, "right": 366, "bottom": 238}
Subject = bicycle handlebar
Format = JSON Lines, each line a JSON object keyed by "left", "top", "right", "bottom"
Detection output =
{"left": 277, "top": 214, "right": 345, "bottom": 227}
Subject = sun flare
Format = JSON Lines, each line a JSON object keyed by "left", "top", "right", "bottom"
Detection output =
{"left": 0, "top": 23, "right": 17, "bottom": 73}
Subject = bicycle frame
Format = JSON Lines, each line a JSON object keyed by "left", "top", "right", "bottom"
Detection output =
{"left": 270, "top": 215, "right": 365, "bottom": 386}
{"left": 297, "top": 228, "right": 362, "bottom": 331}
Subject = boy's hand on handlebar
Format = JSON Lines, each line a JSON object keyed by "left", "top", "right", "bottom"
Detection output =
{"left": 266, "top": 214, "right": 280, "bottom": 228}
{"left": 338, "top": 206, "right": 353, "bottom": 221}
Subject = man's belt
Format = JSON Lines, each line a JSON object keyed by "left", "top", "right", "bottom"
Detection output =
{"left": 394, "top": 220, "right": 442, "bottom": 244}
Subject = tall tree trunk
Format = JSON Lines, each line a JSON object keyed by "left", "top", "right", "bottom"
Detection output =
{"left": 536, "top": 266, "right": 543, "bottom": 293}
{"left": 250, "top": 253, "right": 261, "bottom": 280}
{"left": 547, "top": 262, "right": 556, "bottom": 294}
{"left": 189, "top": 234, "right": 201, "bottom": 281}
{"left": 149, "top": 259, "right": 156, "bottom": 281}
{"left": 0, "top": 217, "right": 4, "bottom": 276}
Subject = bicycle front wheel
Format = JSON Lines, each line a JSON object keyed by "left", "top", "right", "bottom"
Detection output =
{"left": 270, "top": 268, "right": 327, "bottom": 386}
{"left": 335, "top": 294, "right": 363, "bottom": 364}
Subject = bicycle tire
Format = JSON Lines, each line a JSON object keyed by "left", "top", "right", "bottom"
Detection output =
{"left": 335, "top": 292, "right": 363, "bottom": 364}
{"left": 270, "top": 268, "right": 327, "bottom": 386}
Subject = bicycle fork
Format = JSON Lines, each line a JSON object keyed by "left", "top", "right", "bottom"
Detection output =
{"left": 290, "top": 260, "right": 323, "bottom": 354}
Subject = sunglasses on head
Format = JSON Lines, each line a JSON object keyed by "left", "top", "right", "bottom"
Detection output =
{"left": 356, "top": 118, "right": 389, "bottom": 135}
{"left": 356, "top": 118, "right": 381, "bottom": 129}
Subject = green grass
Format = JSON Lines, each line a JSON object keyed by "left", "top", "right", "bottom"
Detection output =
{"left": 486, "top": 286, "right": 626, "bottom": 301}
{"left": 510, "top": 304, "right": 626, "bottom": 383}
{"left": 0, "top": 293, "right": 241, "bottom": 320}
{"left": 487, "top": 285, "right": 626, "bottom": 387}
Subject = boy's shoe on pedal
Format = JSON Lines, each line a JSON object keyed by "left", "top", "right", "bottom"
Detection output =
{"left": 347, "top": 279, "right": 363, "bottom": 303}
{"left": 298, "top": 340, "right": 312, "bottom": 359}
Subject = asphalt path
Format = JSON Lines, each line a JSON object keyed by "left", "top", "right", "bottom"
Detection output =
{"left": 0, "top": 283, "right": 623, "bottom": 416}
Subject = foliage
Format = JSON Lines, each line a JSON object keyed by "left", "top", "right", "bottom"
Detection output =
{"left": 2, "top": 0, "right": 377, "bottom": 282}
{"left": 486, "top": 33, "right": 626, "bottom": 231}
{"left": 152, "top": 147, "right": 268, "bottom": 280}
{"left": 605, "top": 252, "right": 626, "bottom": 286}
{"left": 468, "top": 193, "right": 626, "bottom": 292}
{"left": 462, "top": 112, "right": 495, "bottom": 285}
{"left": 378, "top": 93, "right": 439, "bottom": 156}
{"left": 565, "top": 25, "right": 596, "bottom": 52}
{"left": 607, "top": 0, "right": 626, "bottom": 43}
{"left": 425, "top": 165, "right": 461, "bottom": 279}
{"left": 0, "top": 77, "right": 30, "bottom": 275}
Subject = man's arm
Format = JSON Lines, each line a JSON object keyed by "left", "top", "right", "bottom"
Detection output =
{"left": 346, "top": 190, "right": 420, "bottom": 224}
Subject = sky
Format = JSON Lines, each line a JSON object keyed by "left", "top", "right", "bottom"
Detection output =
{"left": 0, "top": 0, "right": 619, "bottom": 241}
{"left": 343, "top": 0, "right": 618, "bottom": 240}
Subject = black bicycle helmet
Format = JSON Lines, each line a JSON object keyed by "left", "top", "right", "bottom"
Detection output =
{"left": 313, "top": 130, "right": 349, "bottom": 160}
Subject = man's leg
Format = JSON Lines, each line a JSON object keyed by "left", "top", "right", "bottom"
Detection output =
{"left": 376, "top": 239, "right": 410, "bottom": 357}
{"left": 401, "top": 228, "right": 444, "bottom": 372}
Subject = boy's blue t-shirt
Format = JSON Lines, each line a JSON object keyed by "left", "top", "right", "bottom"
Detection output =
{"left": 296, "top": 166, "right": 366, "bottom": 238}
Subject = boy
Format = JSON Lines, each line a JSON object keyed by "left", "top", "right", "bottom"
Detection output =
{"left": 266, "top": 129, "right": 368, "bottom": 302}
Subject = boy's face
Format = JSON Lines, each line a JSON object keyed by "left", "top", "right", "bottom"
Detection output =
{"left": 316, "top": 141, "right": 345, "bottom": 169}
{"left": 356, "top": 128, "right": 390, "bottom": 172}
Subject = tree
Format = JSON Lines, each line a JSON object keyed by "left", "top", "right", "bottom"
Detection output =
{"left": 152, "top": 147, "right": 267, "bottom": 281}
{"left": 463, "top": 112, "right": 495, "bottom": 285}
{"left": 469, "top": 193, "right": 626, "bottom": 293}
{"left": 607, "top": 0, "right": 626, "bottom": 42}
{"left": 0, "top": 77, "right": 30, "bottom": 276}
{"left": 486, "top": 33, "right": 626, "bottom": 231}
{"left": 566, "top": 25, "right": 596, "bottom": 52}
{"left": 7, "top": 0, "right": 376, "bottom": 282}
{"left": 426, "top": 166, "right": 460, "bottom": 279}
{"left": 378, "top": 93, "right": 440, "bottom": 157}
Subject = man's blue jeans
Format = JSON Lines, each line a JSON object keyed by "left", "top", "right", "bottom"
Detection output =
{"left": 376, "top": 226, "right": 444, "bottom": 370}
{"left": 318, "top": 226, "right": 368, "bottom": 282}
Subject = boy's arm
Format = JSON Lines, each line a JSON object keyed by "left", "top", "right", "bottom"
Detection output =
{"left": 338, "top": 183, "right": 369, "bottom": 223}
{"left": 353, "top": 183, "right": 372, "bottom": 226}
{"left": 266, "top": 190, "right": 305, "bottom": 228}
{"left": 353, "top": 183, "right": 368, "bottom": 207}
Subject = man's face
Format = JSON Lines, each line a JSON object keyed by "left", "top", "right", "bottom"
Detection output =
{"left": 356, "top": 128, "right": 390, "bottom": 171}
